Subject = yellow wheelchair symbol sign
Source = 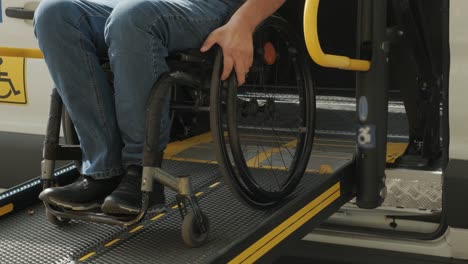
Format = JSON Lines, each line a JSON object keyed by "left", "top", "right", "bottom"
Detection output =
{"left": 0, "top": 57, "right": 27, "bottom": 104}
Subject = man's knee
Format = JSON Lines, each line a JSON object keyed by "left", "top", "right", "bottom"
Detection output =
{"left": 104, "top": 0, "right": 170, "bottom": 44}
{"left": 34, "top": 0, "right": 82, "bottom": 38}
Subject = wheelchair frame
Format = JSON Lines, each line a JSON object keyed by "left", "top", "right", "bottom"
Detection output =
{"left": 41, "top": 15, "right": 317, "bottom": 247}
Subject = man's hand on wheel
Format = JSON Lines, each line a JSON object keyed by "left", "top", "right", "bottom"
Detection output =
{"left": 200, "top": 19, "right": 254, "bottom": 86}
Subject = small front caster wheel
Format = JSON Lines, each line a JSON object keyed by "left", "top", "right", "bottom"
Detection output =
{"left": 46, "top": 210, "right": 70, "bottom": 227}
{"left": 181, "top": 211, "right": 209, "bottom": 247}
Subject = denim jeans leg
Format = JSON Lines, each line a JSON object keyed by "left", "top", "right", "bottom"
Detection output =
{"left": 34, "top": 0, "right": 125, "bottom": 179}
{"left": 104, "top": 0, "right": 241, "bottom": 166}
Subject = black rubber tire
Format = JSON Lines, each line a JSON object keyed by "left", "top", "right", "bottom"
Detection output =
{"left": 46, "top": 209, "right": 70, "bottom": 227}
{"left": 181, "top": 211, "right": 209, "bottom": 247}
{"left": 210, "top": 16, "right": 315, "bottom": 208}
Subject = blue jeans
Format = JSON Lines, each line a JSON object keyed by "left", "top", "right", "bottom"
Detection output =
{"left": 34, "top": 0, "right": 239, "bottom": 179}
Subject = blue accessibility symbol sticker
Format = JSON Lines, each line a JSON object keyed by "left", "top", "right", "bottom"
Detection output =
{"left": 357, "top": 124, "right": 376, "bottom": 149}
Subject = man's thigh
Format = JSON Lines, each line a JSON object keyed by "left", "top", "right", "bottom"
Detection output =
{"left": 109, "top": 0, "right": 242, "bottom": 51}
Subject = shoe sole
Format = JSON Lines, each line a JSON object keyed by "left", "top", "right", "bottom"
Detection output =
{"left": 48, "top": 197, "right": 103, "bottom": 211}
{"left": 101, "top": 201, "right": 166, "bottom": 215}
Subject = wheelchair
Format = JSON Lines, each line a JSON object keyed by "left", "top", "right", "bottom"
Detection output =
{"left": 41, "top": 16, "right": 315, "bottom": 247}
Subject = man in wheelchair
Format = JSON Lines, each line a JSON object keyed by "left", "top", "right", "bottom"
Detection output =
{"left": 35, "top": 0, "right": 286, "bottom": 215}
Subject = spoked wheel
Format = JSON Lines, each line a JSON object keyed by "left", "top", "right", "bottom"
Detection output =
{"left": 210, "top": 16, "right": 315, "bottom": 208}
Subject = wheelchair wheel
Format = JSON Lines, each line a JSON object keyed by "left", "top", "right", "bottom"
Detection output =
{"left": 181, "top": 211, "right": 210, "bottom": 247}
{"left": 210, "top": 16, "right": 315, "bottom": 207}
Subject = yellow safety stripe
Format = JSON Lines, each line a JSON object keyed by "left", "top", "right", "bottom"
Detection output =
{"left": 104, "top": 239, "right": 120, "bottom": 247}
{"left": 245, "top": 140, "right": 297, "bottom": 167}
{"left": 129, "top": 225, "right": 144, "bottom": 233}
{"left": 78, "top": 252, "right": 96, "bottom": 262}
{"left": 386, "top": 142, "right": 408, "bottom": 163}
{"left": 164, "top": 133, "right": 212, "bottom": 158}
{"left": 151, "top": 213, "right": 166, "bottom": 221}
{"left": 0, "top": 203, "right": 14, "bottom": 217}
{"left": 229, "top": 182, "right": 341, "bottom": 263}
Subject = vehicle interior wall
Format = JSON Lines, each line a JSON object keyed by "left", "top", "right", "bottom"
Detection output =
{"left": 280, "top": 0, "right": 445, "bottom": 102}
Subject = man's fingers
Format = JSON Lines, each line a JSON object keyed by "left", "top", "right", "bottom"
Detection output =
{"left": 200, "top": 32, "right": 217, "bottom": 52}
{"left": 235, "top": 62, "right": 246, "bottom": 86}
{"left": 222, "top": 55, "right": 234, "bottom": 80}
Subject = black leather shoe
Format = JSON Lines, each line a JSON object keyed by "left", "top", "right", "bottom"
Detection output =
{"left": 101, "top": 165, "right": 166, "bottom": 215}
{"left": 39, "top": 175, "right": 121, "bottom": 211}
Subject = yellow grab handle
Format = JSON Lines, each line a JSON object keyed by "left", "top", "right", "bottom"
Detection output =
{"left": 303, "top": 0, "right": 370, "bottom": 71}
{"left": 0, "top": 47, "right": 44, "bottom": 59}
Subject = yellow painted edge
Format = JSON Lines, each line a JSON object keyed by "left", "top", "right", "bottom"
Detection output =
{"left": 172, "top": 205, "right": 179, "bottom": 209}
{"left": 129, "top": 225, "right": 144, "bottom": 233}
{"left": 209, "top": 182, "right": 221, "bottom": 188}
{"left": 164, "top": 132, "right": 212, "bottom": 158}
{"left": 318, "top": 164, "right": 334, "bottom": 174}
{"left": 229, "top": 182, "right": 340, "bottom": 264}
{"left": 104, "top": 238, "right": 120, "bottom": 247}
{"left": 244, "top": 190, "right": 340, "bottom": 263}
{"left": 0, "top": 203, "right": 14, "bottom": 217}
{"left": 79, "top": 252, "right": 96, "bottom": 262}
{"left": 151, "top": 213, "right": 166, "bottom": 221}
{"left": 195, "top": 192, "right": 204, "bottom": 197}
{"left": 386, "top": 142, "right": 408, "bottom": 164}
{"left": 245, "top": 140, "right": 297, "bottom": 167}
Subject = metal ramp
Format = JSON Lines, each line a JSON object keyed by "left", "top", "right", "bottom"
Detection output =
{"left": 0, "top": 134, "right": 355, "bottom": 264}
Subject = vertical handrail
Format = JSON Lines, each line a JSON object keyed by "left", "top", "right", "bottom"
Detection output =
{"left": 303, "top": 0, "right": 371, "bottom": 71}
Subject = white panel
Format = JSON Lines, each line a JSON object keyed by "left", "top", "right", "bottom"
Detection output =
{"left": 449, "top": 0, "right": 468, "bottom": 160}
{"left": 446, "top": 228, "right": 468, "bottom": 259}
{"left": 0, "top": 0, "right": 53, "bottom": 135}
{"left": 304, "top": 229, "right": 454, "bottom": 258}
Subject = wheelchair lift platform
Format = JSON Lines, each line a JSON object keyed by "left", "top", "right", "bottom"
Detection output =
{"left": 0, "top": 131, "right": 356, "bottom": 264}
